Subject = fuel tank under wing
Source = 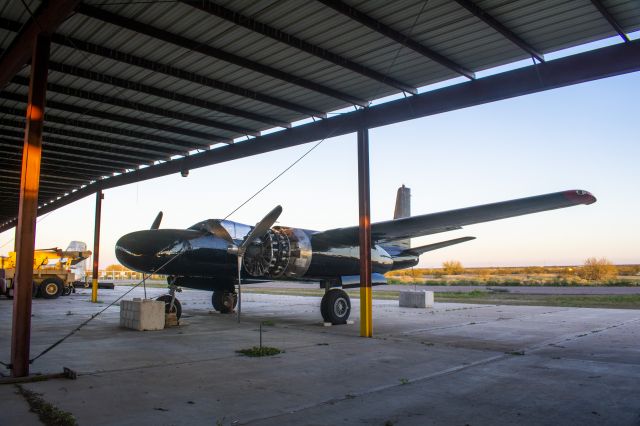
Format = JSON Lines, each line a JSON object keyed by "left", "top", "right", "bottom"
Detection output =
{"left": 311, "top": 190, "right": 596, "bottom": 249}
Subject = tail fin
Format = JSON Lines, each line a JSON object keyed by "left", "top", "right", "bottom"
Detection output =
{"left": 392, "top": 185, "right": 411, "bottom": 249}
{"left": 394, "top": 185, "right": 411, "bottom": 219}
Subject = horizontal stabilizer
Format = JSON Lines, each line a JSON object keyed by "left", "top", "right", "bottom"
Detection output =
{"left": 400, "top": 237, "right": 475, "bottom": 257}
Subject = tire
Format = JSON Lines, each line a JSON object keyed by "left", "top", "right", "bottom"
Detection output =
{"left": 156, "top": 295, "right": 182, "bottom": 319}
{"left": 40, "top": 277, "right": 63, "bottom": 299}
{"left": 62, "top": 286, "right": 72, "bottom": 296}
{"left": 320, "top": 289, "right": 351, "bottom": 325}
{"left": 212, "top": 291, "right": 237, "bottom": 314}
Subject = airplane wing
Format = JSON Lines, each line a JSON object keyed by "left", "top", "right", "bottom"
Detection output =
{"left": 311, "top": 190, "right": 596, "bottom": 248}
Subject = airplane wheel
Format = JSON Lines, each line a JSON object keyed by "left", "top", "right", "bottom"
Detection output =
{"left": 156, "top": 295, "right": 182, "bottom": 319}
{"left": 41, "top": 277, "right": 63, "bottom": 299}
{"left": 62, "top": 286, "right": 73, "bottom": 296}
{"left": 321, "top": 289, "right": 351, "bottom": 325}
{"left": 212, "top": 291, "right": 237, "bottom": 314}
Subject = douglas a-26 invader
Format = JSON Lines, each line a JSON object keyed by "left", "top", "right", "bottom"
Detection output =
{"left": 115, "top": 187, "right": 596, "bottom": 324}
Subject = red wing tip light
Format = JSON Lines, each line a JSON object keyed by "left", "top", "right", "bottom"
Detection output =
{"left": 563, "top": 190, "right": 597, "bottom": 205}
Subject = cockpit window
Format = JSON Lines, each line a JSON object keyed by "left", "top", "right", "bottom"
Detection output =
{"left": 188, "top": 219, "right": 251, "bottom": 241}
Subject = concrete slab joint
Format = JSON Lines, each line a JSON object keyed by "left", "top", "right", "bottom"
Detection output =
{"left": 119, "top": 299, "right": 165, "bottom": 331}
{"left": 399, "top": 290, "right": 434, "bottom": 308}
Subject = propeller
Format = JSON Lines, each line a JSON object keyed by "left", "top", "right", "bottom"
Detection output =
{"left": 151, "top": 211, "right": 163, "bottom": 230}
{"left": 205, "top": 206, "right": 283, "bottom": 322}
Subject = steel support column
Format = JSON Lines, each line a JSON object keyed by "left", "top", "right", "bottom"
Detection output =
{"left": 91, "top": 190, "right": 103, "bottom": 303}
{"left": 357, "top": 127, "right": 373, "bottom": 337}
{"left": 10, "top": 34, "right": 51, "bottom": 378}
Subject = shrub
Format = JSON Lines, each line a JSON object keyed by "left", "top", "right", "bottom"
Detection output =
{"left": 578, "top": 257, "right": 618, "bottom": 281}
{"left": 442, "top": 260, "right": 464, "bottom": 275}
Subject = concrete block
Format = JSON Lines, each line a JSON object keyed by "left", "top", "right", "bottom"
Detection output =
{"left": 120, "top": 299, "right": 166, "bottom": 331}
{"left": 399, "top": 290, "right": 434, "bottom": 308}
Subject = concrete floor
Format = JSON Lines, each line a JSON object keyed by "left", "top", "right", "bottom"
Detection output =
{"left": 0, "top": 286, "right": 639, "bottom": 425}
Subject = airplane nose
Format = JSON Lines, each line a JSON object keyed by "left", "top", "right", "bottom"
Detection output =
{"left": 115, "top": 230, "right": 188, "bottom": 272}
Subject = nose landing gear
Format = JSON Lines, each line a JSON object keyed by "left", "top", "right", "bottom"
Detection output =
{"left": 156, "top": 281, "right": 182, "bottom": 319}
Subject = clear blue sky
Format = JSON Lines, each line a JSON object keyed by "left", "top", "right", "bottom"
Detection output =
{"left": 1, "top": 37, "right": 639, "bottom": 268}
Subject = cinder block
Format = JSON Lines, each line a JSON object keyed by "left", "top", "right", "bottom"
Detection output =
{"left": 399, "top": 290, "right": 434, "bottom": 308}
{"left": 120, "top": 299, "right": 165, "bottom": 331}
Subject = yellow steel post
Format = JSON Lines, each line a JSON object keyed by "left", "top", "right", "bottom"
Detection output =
{"left": 91, "top": 190, "right": 103, "bottom": 303}
{"left": 357, "top": 127, "right": 373, "bottom": 337}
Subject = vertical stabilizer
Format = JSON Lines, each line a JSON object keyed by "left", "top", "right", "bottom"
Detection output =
{"left": 392, "top": 185, "right": 411, "bottom": 249}
{"left": 394, "top": 185, "right": 411, "bottom": 219}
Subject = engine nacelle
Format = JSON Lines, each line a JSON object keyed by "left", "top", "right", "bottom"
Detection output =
{"left": 243, "top": 227, "right": 312, "bottom": 279}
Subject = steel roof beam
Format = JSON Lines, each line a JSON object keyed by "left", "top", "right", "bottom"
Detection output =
{"left": 0, "top": 140, "right": 143, "bottom": 170}
{"left": 590, "top": 0, "right": 630, "bottom": 43}
{"left": 0, "top": 91, "right": 225, "bottom": 146}
{"left": 11, "top": 75, "right": 258, "bottom": 137}
{"left": 0, "top": 116, "right": 178, "bottom": 157}
{"left": 0, "top": 0, "right": 81, "bottom": 90}
{"left": 3, "top": 169, "right": 99, "bottom": 183}
{"left": 0, "top": 105, "right": 201, "bottom": 152}
{"left": 1, "top": 39, "right": 637, "bottom": 233}
{"left": 78, "top": 4, "right": 368, "bottom": 107}
{"left": 183, "top": 0, "right": 417, "bottom": 95}
{"left": 0, "top": 156, "right": 121, "bottom": 177}
{"left": 317, "top": 0, "right": 476, "bottom": 80}
{"left": 453, "top": 0, "right": 544, "bottom": 63}
{"left": 47, "top": 61, "right": 291, "bottom": 128}
{"left": 0, "top": 146, "right": 132, "bottom": 174}
{"left": 0, "top": 128, "right": 158, "bottom": 164}
{"left": 0, "top": 18, "right": 325, "bottom": 118}
{"left": 0, "top": 175, "right": 79, "bottom": 190}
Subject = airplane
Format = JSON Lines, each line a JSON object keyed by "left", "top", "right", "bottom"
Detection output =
{"left": 115, "top": 187, "right": 596, "bottom": 324}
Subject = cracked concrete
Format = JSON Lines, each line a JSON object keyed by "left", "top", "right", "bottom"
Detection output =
{"left": 0, "top": 286, "right": 638, "bottom": 425}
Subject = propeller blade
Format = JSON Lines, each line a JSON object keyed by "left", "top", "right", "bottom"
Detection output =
{"left": 150, "top": 211, "right": 163, "bottom": 230}
{"left": 238, "top": 205, "right": 282, "bottom": 256}
{"left": 203, "top": 219, "right": 234, "bottom": 243}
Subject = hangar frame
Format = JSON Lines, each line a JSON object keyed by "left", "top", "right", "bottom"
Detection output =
{"left": 1, "top": 0, "right": 639, "bottom": 377}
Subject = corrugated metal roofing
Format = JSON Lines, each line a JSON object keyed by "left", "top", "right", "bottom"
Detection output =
{"left": 0, "top": 0, "right": 639, "bottom": 226}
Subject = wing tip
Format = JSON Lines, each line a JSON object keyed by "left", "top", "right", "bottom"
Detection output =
{"left": 563, "top": 190, "right": 597, "bottom": 205}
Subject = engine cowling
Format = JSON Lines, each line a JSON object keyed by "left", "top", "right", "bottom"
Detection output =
{"left": 243, "top": 227, "right": 312, "bottom": 279}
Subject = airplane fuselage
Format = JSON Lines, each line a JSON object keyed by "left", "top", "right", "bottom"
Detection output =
{"left": 115, "top": 220, "right": 405, "bottom": 292}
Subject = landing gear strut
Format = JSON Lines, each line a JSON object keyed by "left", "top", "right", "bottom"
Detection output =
{"left": 212, "top": 291, "right": 237, "bottom": 314}
{"left": 321, "top": 288, "right": 351, "bottom": 325}
{"left": 156, "top": 282, "right": 182, "bottom": 319}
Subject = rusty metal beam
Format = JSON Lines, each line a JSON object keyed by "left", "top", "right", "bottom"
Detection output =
{"left": 453, "top": 0, "right": 544, "bottom": 62}
{"left": 11, "top": 34, "right": 50, "bottom": 378}
{"left": 0, "top": 0, "right": 81, "bottom": 91}
{"left": 357, "top": 127, "right": 372, "bottom": 337}
{"left": 0, "top": 91, "right": 227, "bottom": 146}
{"left": 590, "top": 0, "right": 630, "bottom": 43}
{"left": 78, "top": 4, "right": 367, "bottom": 107}
{"left": 183, "top": 0, "right": 417, "bottom": 95}
{"left": 317, "top": 0, "right": 476, "bottom": 79}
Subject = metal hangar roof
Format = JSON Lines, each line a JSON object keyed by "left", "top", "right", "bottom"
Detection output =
{"left": 0, "top": 0, "right": 639, "bottom": 231}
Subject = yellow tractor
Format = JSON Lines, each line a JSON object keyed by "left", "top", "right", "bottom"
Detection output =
{"left": 0, "top": 248, "right": 92, "bottom": 299}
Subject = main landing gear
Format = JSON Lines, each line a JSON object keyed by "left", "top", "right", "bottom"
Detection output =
{"left": 321, "top": 288, "right": 351, "bottom": 325}
{"left": 212, "top": 290, "right": 237, "bottom": 314}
